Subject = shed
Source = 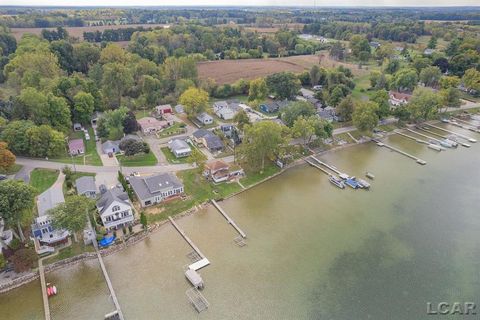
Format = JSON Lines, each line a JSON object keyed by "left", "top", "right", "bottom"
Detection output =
{"left": 68, "top": 139, "right": 85, "bottom": 155}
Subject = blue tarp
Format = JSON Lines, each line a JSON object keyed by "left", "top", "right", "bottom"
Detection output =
{"left": 345, "top": 178, "right": 359, "bottom": 189}
{"left": 99, "top": 236, "right": 116, "bottom": 247}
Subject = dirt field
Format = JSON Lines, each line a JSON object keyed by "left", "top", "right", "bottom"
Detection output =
{"left": 197, "top": 53, "right": 369, "bottom": 84}
{"left": 11, "top": 23, "right": 167, "bottom": 41}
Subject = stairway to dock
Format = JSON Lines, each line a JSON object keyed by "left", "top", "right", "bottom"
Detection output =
{"left": 211, "top": 199, "right": 246, "bottom": 239}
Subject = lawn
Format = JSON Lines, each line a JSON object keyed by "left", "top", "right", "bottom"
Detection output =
{"left": 158, "top": 123, "right": 187, "bottom": 138}
{"left": 0, "top": 164, "right": 22, "bottom": 175}
{"left": 117, "top": 152, "right": 158, "bottom": 167}
{"left": 351, "top": 74, "right": 374, "bottom": 102}
{"left": 43, "top": 241, "right": 95, "bottom": 265}
{"left": 147, "top": 169, "right": 242, "bottom": 223}
{"left": 160, "top": 147, "right": 192, "bottom": 164}
{"left": 53, "top": 128, "right": 102, "bottom": 166}
{"left": 240, "top": 163, "right": 280, "bottom": 188}
{"left": 30, "top": 168, "right": 59, "bottom": 194}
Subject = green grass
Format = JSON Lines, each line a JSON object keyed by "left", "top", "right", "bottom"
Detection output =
{"left": 351, "top": 74, "right": 374, "bottom": 102}
{"left": 147, "top": 169, "right": 242, "bottom": 223}
{"left": 117, "top": 152, "right": 158, "bottom": 167}
{"left": 53, "top": 128, "right": 102, "bottom": 166}
{"left": 43, "top": 241, "right": 95, "bottom": 265}
{"left": 134, "top": 109, "right": 151, "bottom": 119}
{"left": 63, "top": 171, "right": 96, "bottom": 195}
{"left": 160, "top": 147, "right": 192, "bottom": 164}
{"left": 0, "top": 164, "right": 22, "bottom": 175}
{"left": 240, "top": 163, "right": 280, "bottom": 188}
{"left": 158, "top": 123, "right": 187, "bottom": 138}
{"left": 377, "top": 124, "right": 398, "bottom": 132}
{"left": 30, "top": 169, "right": 59, "bottom": 194}
{"left": 334, "top": 132, "right": 355, "bottom": 144}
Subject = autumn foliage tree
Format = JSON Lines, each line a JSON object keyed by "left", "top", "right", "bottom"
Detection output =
{"left": 0, "top": 142, "right": 16, "bottom": 172}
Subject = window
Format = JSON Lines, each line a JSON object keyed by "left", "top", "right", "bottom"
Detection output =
{"left": 112, "top": 205, "right": 120, "bottom": 212}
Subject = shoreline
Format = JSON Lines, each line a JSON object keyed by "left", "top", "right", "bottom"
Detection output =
{"left": 0, "top": 138, "right": 371, "bottom": 294}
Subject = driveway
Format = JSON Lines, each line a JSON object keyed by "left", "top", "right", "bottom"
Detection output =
{"left": 14, "top": 165, "right": 34, "bottom": 183}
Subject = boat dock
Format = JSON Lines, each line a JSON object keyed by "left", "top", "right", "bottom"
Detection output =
{"left": 93, "top": 240, "right": 125, "bottom": 320}
{"left": 398, "top": 130, "right": 445, "bottom": 151}
{"left": 38, "top": 259, "right": 51, "bottom": 320}
{"left": 447, "top": 119, "right": 480, "bottom": 133}
{"left": 304, "top": 158, "right": 332, "bottom": 176}
{"left": 452, "top": 117, "right": 479, "bottom": 128}
{"left": 168, "top": 217, "right": 210, "bottom": 271}
{"left": 427, "top": 124, "right": 477, "bottom": 143}
{"left": 372, "top": 139, "right": 426, "bottom": 165}
{"left": 310, "top": 156, "right": 342, "bottom": 175}
{"left": 211, "top": 199, "right": 246, "bottom": 239}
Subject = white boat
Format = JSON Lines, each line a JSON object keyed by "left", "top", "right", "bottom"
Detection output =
{"left": 329, "top": 176, "right": 345, "bottom": 189}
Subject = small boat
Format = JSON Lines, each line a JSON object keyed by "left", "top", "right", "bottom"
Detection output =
{"left": 345, "top": 177, "right": 359, "bottom": 189}
{"left": 357, "top": 179, "right": 371, "bottom": 189}
{"left": 47, "top": 287, "right": 52, "bottom": 297}
{"left": 329, "top": 176, "right": 345, "bottom": 189}
{"left": 365, "top": 172, "right": 375, "bottom": 180}
{"left": 52, "top": 286, "right": 57, "bottom": 295}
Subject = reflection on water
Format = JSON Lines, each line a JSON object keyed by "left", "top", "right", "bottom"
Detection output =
{"left": 2, "top": 127, "right": 480, "bottom": 319}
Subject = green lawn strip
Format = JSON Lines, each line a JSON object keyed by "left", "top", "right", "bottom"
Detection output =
{"left": 0, "top": 164, "right": 22, "bottom": 175}
{"left": 43, "top": 241, "right": 95, "bottom": 265}
{"left": 240, "top": 163, "right": 280, "bottom": 188}
{"left": 158, "top": 123, "right": 187, "bottom": 138}
{"left": 160, "top": 147, "right": 191, "bottom": 164}
{"left": 63, "top": 171, "right": 96, "bottom": 195}
{"left": 377, "top": 124, "right": 398, "bottom": 132}
{"left": 30, "top": 168, "right": 59, "bottom": 194}
{"left": 147, "top": 169, "right": 241, "bottom": 223}
{"left": 51, "top": 127, "right": 102, "bottom": 166}
{"left": 117, "top": 152, "right": 158, "bottom": 167}
{"left": 334, "top": 132, "right": 355, "bottom": 144}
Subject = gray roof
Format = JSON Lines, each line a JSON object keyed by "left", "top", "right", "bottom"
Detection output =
{"left": 214, "top": 101, "right": 228, "bottom": 109}
{"left": 169, "top": 139, "right": 191, "bottom": 152}
{"left": 175, "top": 104, "right": 185, "bottom": 113}
{"left": 130, "top": 173, "right": 183, "bottom": 201}
{"left": 193, "top": 129, "right": 211, "bottom": 139}
{"left": 205, "top": 134, "right": 224, "bottom": 150}
{"left": 102, "top": 140, "right": 120, "bottom": 153}
{"left": 196, "top": 112, "right": 213, "bottom": 122}
{"left": 75, "top": 176, "right": 96, "bottom": 195}
{"left": 37, "top": 187, "right": 65, "bottom": 216}
{"left": 96, "top": 187, "right": 130, "bottom": 214}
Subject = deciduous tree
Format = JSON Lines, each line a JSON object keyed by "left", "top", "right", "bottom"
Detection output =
{"left": 0, "top": 142, "right": 16, "bottom": 172}
{"left": 179, "top": 87, "right": 209, "bottom": 117}
{"left": 50, "top": 195, "right": 94, "bottom": 242}
{"left": 352, "top": 101, "right": 379, "bottom": 132}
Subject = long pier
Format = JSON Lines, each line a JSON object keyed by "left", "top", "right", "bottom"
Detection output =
{"left": 93, "top": 240, "right": 125, "bottom": 320}
{"left": 452, "top": 117, "right": 479, "bottom": 127}
{"left": 38, "top": 259, "right": 50, "bottom": 320}
{"left": 168, "top": 217, "right": 210, "bottom": 271}
{"left": 372, "top": 139, "right": 426, "bottom": 165}
{"left": 311, "top": 156, "right": 341, "bottom": 175}
{"left": 447, "top": 119, "right": 480, "bottom": 133}
{"left": 305, "top": 158, "right": 332, "bottom": 176}
{"left": 396, "top": 131, "right": 429, "bottom": 144}
{"left": 407, "top": 128, "right": 442, "bottom": 143}
{"left": 427, "top": 124, "right": 477, "bottom": 142}
{"left": 211, "top": 200, "right": 246, "bottom": 238}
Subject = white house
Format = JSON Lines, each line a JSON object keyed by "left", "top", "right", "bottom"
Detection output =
{"left": 196, "top": 112, "right": 213, "bottom": 125}
{"left": 213, "top": 101, "right": 241, "bottom": 120}
{"left": 388, "top": 91, "right": 412, "bottom": 108}
{"left": 96, "top": 187, "right": 134, "bottom": 231}
{"left": 129, "top": 173, "right": 184, "bottom": 207}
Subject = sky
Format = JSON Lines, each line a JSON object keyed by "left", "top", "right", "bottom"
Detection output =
{"left": 2, "top": 0, "right": 480, "bottom": 7}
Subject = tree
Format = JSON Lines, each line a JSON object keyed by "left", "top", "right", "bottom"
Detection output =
{"left": 394, "top": 68, "right": 418, "bottom": 92}
{"left": 281, "top": 101, "right": 316, "bottom": 127}
{"left": 123, "top": 111, "right": 139, "bottom": 134}
{"left": 440, "top": 87, "right": 461, "bottom": 111}
{"left": 407, "top": 88, "right": 441, "bottom": 121}
{"left": 9, "top": 248, "right": 36, "bottom": 273}
{"left": 266, "top": 72, "right": 301, "bottom": 100}
{"left": 419, "top": 66, "right": 442, "bottom": 88}
{"left": 309, "top": 65, "right": 324, "bottom": 86}
{"left": 73, "top": 42, "right": 100, "bottom": 73}
{"left": 292, "top": 116, "right": 332, "bottom": 147}
{"left": 73, "top": 91, "right": 95, "bottom": 124}
{"left": 327, "top": 86, "right": 344, "bottom": 107}
{"left": 101, "top": 62, "right": 133, "bottom": 108}
{"left": 439, "top": 76, "right": 460, "bottom": 89}
{"left": 427, "top": 36, "right": 437, "bottom": 49}
{"left": 0, "top": 180, "right": 36, "bottom": 241}
{"left": 50, "top": 195, "right": 94, "bottom": 242}
{"left": 248, "top": 78, "right": 268, "bottom": 101}
{"left": 0, "top": 120, "right": 35, "bottom": 156}
{"left": 336, "top": 96, "right": 355, "bottom": 122}
{"left": 233, "top": 109, "right": 250, "bottom": 130}
{"left": 101, "top": 107, "right": 128, "bottom": 140}
{"left": 119, "top": 139, "right": 147, "bottom": 156}
{"left": 187, "top": 148, "right": 206, "bottom": 172}
{"left": 238, "top": 121, "right": 290, "bottom": 171}
{"left": 352, "top": 101, "right": 379, "bottom": 133}
{"left": 179, "top": 87, "right": 209, "bottom": 117}
{"left": 371, "top": 89, "right": 391, "bottom": 119}
{"left": 329, "top": 42, "right": 345, "bottom": 61}
{"left": 140, "top": 211, "right": 147, "bottom": 230}
{"left": 350, "top": 35, "right": 370, "bottom": 60}
{"left": 0, "top": 142, "right": 16, "bottom": 172}
{"left": 462, "top": 68, "right": 480, "bottom": 92}
{"left": 26, "top": 125, "right": 65, "bottom": 158}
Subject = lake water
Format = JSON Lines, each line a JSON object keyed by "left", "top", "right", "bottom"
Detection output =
{"left": 1, "top": 123, "right": 479, "bottom": 320}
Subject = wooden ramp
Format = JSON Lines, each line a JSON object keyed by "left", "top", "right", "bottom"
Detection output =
{"left": 211, "top": 199, "right": 246, "bottom": 239}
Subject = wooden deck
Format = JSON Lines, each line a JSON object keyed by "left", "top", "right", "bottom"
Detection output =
{"left": 211, "top": 200, "right": 247, "bottom": 239}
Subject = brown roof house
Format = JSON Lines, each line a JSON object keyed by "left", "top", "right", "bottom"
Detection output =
{"left": 68, "top": 138, "right": 85, "bottom": 156}
{"left": 389, "top": 91, "right": 412, "bottom": 108}
{"left": 137, "top": 117, "right": 168, "bottom": 134}
{"left": 204, "top": 160, "right": 244, "bottom": 183}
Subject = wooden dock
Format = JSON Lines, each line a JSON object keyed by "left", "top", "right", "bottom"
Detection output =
{"left": 311, "top": 156, "right": 341, "bottom": 175}
{"left": 372, "top": 139, "right": 426, "bottom": 165}
{"left": 396, "top": 131, "right": 429, "bottom": 144}
{"left": 211, "top": 200, "right": 246, "bottom": 239}
{"left": 304, "top": 158, "right": 332, "bottom": 176}
{"left": 168, "top": 217, "right": 210, "bottom": 271}
{"left": 407, "top": 128, "right": 442, "bottom": 144}
{"left": 447, "top": 119, "right": 480, "bottom": 133}
{"left": 38, "top": 259, "right": 50, "bottom": 320}
{"left": 93, "top": 240, "right": 125, "bottom": 320}
{"left": 427, "top": 124, "right": 477, "bottom": 142}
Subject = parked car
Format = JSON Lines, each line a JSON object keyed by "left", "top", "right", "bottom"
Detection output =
{"left": 0, "top": 174, "right": 7, "bottom": 181}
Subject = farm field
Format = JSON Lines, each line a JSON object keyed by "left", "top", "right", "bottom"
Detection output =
{"left": 197, "top": 53, "right": 369, "bottom": 84}
{"left": 11, "top": 23, "right": 167, "bottom": 41}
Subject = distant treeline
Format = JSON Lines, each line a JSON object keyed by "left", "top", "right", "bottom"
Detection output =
{"left": 83, "top": 26, "right": 160, "bottom": 42}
